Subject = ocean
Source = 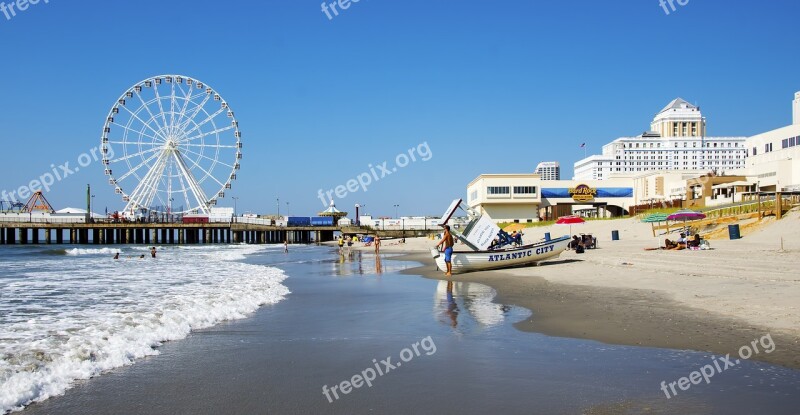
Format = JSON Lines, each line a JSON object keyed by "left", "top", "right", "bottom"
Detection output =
{"left": 0, "top": 244, "right": 289, "bottom": 413}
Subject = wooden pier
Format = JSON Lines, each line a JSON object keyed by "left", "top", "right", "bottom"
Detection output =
{"left": 0, "top": 222, "right": 339, "bottom": 245}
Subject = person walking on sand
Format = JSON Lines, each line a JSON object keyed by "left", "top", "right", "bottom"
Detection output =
{"left": 374, "top": 234, "right": 381, "bottom": 254}
{"left": 436, "top": 224, "right": 455, "bottom": 276}
{"left": 284, "top": 240, "right": 289, "bottom": 253}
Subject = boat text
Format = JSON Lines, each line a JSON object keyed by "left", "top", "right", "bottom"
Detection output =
{"left": 488, "top": 245, "right": 554, "bottom": 262}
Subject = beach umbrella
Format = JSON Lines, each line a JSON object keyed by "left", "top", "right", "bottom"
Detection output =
{"left": 556, "top": 215, "right": 585, "bottom": 235}
{"left": 503, "top": 223, "right": 526, "bottom": 233}
{"left": 667, "top": 209, "right": 706, "bottom": 235}
{"left": 642, "top": 212, "right": 669, "bottom": 237}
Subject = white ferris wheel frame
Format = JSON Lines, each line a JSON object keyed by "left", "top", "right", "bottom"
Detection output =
{"left": 100, "top": 74, "right": 242, "bottom": 215}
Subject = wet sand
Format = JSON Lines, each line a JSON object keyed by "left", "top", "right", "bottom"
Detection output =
{"left": 403, "top": 252, "right": 800, "bottom": 371}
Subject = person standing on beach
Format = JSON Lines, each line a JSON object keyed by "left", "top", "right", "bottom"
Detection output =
{"left": 338, "top": 236, "right": 345, "bottom": 254}
{"left": 284, "top": 240, "right": 289, "bottom": 253}
{"left": 436, "top": 225, "right": 455, "bottom": 276}
{"left": 374, "top": 234, "right": 381, "bottom": 254}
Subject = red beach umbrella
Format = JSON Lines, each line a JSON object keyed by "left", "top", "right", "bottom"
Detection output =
{"left": 555, "top": 215, "right": 586, "bottom": 225}
{"left": 556, "top": 215, "right": 586, "bottom": 235}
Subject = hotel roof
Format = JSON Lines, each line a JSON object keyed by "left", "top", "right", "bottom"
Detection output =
{"left": 657, "top": 98, "right": 698, "bottom": 115}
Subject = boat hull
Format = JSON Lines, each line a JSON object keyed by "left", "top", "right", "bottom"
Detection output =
{"left": 431, "top": 235, "right": 571, "bottom": 274}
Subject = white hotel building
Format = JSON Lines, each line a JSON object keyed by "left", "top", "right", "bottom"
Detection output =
{"left": 534, "top": 161, "right": 560, "bottom": 180}
{"left": 742, "top": 92, "right": 800, "bottom": 192}
{"left": 574, "top": 99, "right": 747, "bottom": 180}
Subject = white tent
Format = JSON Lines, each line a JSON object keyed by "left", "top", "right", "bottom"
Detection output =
{"left": 55, "top": 207, "right": 104, "bottom": 219}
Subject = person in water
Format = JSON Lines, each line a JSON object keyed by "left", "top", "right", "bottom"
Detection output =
{"left": 113, "top": 252, "right": 119, "bottom": 260}
{"left": 150, "top": 247, "right": 157, "bottom": 258}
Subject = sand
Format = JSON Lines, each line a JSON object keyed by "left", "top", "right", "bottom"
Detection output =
{"left": 350, "top": 210, "right": 800, "bottom": 369}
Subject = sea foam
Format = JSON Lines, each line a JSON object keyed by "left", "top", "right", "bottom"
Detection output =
{"left": 0, "top": 244, "right": 289, "bottom": 413}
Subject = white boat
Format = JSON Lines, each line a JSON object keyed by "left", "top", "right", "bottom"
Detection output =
{"left": 430, "top": 236, "right": 571, "bottom": 274}
{"left": 429, "top": 198, "right": 570, "bottom": 274}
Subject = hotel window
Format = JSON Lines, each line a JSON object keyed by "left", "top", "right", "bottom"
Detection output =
{"left": 752, "top": 147, "right": 757, "bottom": 156}
{"left": 783, "top": 139, "right": 789, "bottom": 149}
{"left": 469, "top": 190, "right": 478, "bottom": 201}
{"left": 791, "top": 137, "right": 797, "bottom": 146}
{"left": 514, "top": 186, "right": 537, "bottom": 195}
{"left": 487, "top": 186, "right": 510, "bottom": 195}
{"left": 691, "top": 124, "right": 697, "bottom": 136}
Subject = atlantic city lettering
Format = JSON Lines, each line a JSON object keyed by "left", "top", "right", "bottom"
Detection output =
{"left": 487, "top": 246, "right": 554, "bottom": 262}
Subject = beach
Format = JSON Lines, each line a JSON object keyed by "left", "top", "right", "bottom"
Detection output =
{"left": 4, "top": 212, "right": 800, "bottom": 414}
{"left": 365, "top": 210, "right": 800, "bottom": 371}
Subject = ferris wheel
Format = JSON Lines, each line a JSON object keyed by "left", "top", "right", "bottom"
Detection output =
{"left": 100, "top": 74, "right": 242, "bottom": 215}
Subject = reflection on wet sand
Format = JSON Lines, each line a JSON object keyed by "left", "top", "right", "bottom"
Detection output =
{"left": 331, "top": 250, "right": 409, "bottom": 277}
{"left": 435, "top": 280, "right": 515, "bottom": 329}
{"left": 444, "top": 281, "right": 459, "bottom": 327}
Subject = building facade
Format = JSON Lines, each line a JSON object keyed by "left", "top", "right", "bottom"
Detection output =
{"left": 534, "top": 161, "right": 561, "bottom": 180}
{"left": 743, "top": 91, "right": 800, "bottom": 192}
{"left": 574, "top": 98, "right": 747, "bottom": 181}
{"left": 467, "top": 174, "right": 636, "bottom": 223}
{"left": 467, "top": 174, "right": 543, "bottom": 223}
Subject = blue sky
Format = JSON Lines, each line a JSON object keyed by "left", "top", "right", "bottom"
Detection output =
{"left": 0, "top": 0, "right": 798, "bottom": 217}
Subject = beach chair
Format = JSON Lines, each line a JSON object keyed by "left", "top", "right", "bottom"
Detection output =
{"left": 494, "top": 230, "right": 516, "bottom": 249}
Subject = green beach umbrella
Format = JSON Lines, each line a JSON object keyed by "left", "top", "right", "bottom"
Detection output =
{"left": 641, "top": 213, "right": 668, "bottom": 223}
{"left": 642, "top": 213, "right": 669, "bottom": 238}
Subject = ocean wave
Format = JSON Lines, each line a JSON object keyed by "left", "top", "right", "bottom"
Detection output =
{"left": 0, "top": 245, "right": 289, "bottom": 413}
{"left": 64, "top": 247, "right": 121, "bottom": 256}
